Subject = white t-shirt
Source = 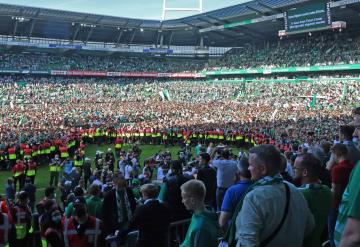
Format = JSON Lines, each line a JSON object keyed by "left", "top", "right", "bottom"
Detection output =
{"left": 157, "top": 167, "right": 165, "bottom": 180}
{"left": 125, "top": 165, "right": 133, "bottom": 180}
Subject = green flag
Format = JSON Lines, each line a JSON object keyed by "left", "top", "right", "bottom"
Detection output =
{"left": 163, "top": 89, "right": 171, "bottom": 101}
{"left": 310, "top": 94, "right": 317, "bottom": 108}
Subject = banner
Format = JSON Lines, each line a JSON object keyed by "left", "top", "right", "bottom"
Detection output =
{"left": 121, "top": 72, "right": 158, "bottom": 77}
{"left": 0, "top": 70, "right": 201, "bottom": 78}
{"left": 51, "top": 70, "right": 67, "bottom": 75}
{"left": 171, "top": 73, "right": 206, "bottom": 78}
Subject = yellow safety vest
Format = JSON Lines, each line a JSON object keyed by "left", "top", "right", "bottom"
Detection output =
{"left": 61, "top": 152, "right": 69, "bottom": 158}
{"left": 9, "top": 153, "right": 16, "bottom": 160}
{"left": 26, "top": 169, "right": 36, "bottom": 176}
{"left": 14, "top": 171, "right": 23, "bottom": 177}
{"left": 15, "top": 207, "right": 27, "bottom": 240}
{"left": 74, "top": 160, "right": 83, "bottom": 167}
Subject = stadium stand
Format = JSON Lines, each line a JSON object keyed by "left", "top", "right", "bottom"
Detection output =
{"left": 0, "top": 0, "right": 360, "bottom": 247}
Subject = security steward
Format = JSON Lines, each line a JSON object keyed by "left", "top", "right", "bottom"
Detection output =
{"left": 9, "top": 191, "right": 32, "bottom": 247}
{"left": 25, "top": 158, "right": 37, "bottom": 184}
{"left": 0, "top": 203, "right": 12, "bottom": 247}
{"left": 62, "top": 197, "right": 104, "bottom": 247}
{"left": 49, "top": 155, "right": 62, "bottom": 187}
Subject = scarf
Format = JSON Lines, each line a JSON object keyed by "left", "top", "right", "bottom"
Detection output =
{"left": 223, "top": 173, "right": 284, "bottom": 247}
{"left": 116, "top": 189, "right": 132, "bottom": 225}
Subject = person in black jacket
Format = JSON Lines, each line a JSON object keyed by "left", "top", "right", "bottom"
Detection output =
{"left": 102, "top": 172, "right": 136, "bottom": 238}
{"left": 132, "top": 183, "right": 171, "bottom": 247}
{"left": 196, "top": 152, "right": 216, "bottom": 207}
{"left": 161, "top": 160, "right": 192, "bottom": 221}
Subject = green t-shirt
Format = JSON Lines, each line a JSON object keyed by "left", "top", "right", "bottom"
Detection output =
{"left": 180, "top": 210, "right": 219, "bottom": 247}
{"left": 299, "top": 184, "right": 332, "bottom": 247}
{"left": 86, "top": 196, "right": 103, "bottom": 219}
{"left": 334, "top": 161, "right": 360, "bottom": 246}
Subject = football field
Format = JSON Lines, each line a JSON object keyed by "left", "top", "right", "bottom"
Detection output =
{"left": 0, "top": 144, "right": 183, "bottom": 201}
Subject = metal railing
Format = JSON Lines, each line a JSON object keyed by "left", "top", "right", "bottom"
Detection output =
{"left": 105, "top": 218, "right": 191, "bottom": 247}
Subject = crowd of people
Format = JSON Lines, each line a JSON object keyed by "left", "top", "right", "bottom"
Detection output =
{"left": 208, "top": 31, "right": 360, "bottom": 70}
{"left": 0, "top": 76, "right": 358, "bottom": 153}
{"left": 0, "top": 106, "right": 359, "bottom": 247}
{"left": 0, "top": 54, "right": 205, "bottom": 73}
{"left": 1, "top": 31, "right": 359, "bottom": 74}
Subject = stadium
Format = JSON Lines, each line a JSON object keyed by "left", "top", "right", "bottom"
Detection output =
{"left": 0, "top": 0, "right": 359, "bottom": 246}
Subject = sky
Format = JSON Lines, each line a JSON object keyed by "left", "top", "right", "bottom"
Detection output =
{"left": 0, "top": 0, "right": 252, "bottom": 20}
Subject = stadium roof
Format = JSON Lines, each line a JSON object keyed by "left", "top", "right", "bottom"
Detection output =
{"left": 0, "top": 0, "right": 360, "bottom": 47}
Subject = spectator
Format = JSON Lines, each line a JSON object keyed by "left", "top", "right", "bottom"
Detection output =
{"left": 43, "top": 207, "right": 64, "bottom": 247}
{"left": 219, "top": 156, "right": 252, "bottom": 232}
{"left": 65, "top": 186, "right": 85, "bottom": 218}
{"left": 102, "top": 172, "right": 136, "bottom": 237}
{"left": 83, "top": 158, "right": 92, "bottom": 189}
{"left": 225, "top": 145, "right": 314, "bottom": 247}
{"left": 295, "top": 153, "right": 332, "bottom": 247}
{"left": 105, "top": 148, "right": 115, "bottom": 173}
{"left": 5, "top": 178, "right": 15, "bottom": 204}
{"left": 133, "top": 183, "right": 171, "bottom": 247}
{"left": 159, "top": 160, "right": 192, "bottom": 221}
{"left": 196, "top": 152, "right": 216, "bottom": 207}
{"left": 23, "top": 178, "right": 36, "bottom": 212}
{"left": 280, "top": 154, "right": 294, "bottom": 183}
{"left": 334, "top": 107, "right": 360, "bottom": 246}
{"left": 211, "top": 148, "right": 238, "bottom": 211}
{"left": 340, "top": 125, "right": 360, "bottom": 165}
{"left": 328, "top": 144, "right": 355, "bottom": 247}
{"left": 85, "top": 184, "right": 103, "bottom": 220}
{"left": 180, "top": 179, "right": 219, "bottom": 247}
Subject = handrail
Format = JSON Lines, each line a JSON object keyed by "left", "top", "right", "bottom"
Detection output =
{"left": 105, "top": 218, "right": 191, "bottom": 247}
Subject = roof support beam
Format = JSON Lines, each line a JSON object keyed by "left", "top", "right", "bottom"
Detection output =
{"left": 246, "top": 6, "right": 264, "bottom": 15}
{"left": 72, "top": 24, "right": 81, "bottom": 43}
{"left": 129, "top": 30, "right": 136, "bottom": 45}
{"left": 28, "top": 19, "right": 36, "bottom": 41}
{"left": 156, "top": 32, "right": 160, "bottom": 47}
{"left": 204, "top": 14, "right": 229, "bottom": 24}
{"left": 257, "top": 1, "right": 283, "bottom": 14}
{"left": 159, "top": 34, "right": 164, "bottom": 47}
{"left": 115, "top": 29, "right": 124, "bottom": 47}
{"left": 182, "top": 20, "right": 201, "bottom": 29}
{"left": 85, "top": 27, "right": 94, "bottom": 45}
{"left": 168, "top": 31, "right": 174, "bottom": 48}
{"left": 196, "top": 16, "right": 216, "bottom": 25}
{"left": 12, "top": 20, "right": 18, "bottom": 40}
